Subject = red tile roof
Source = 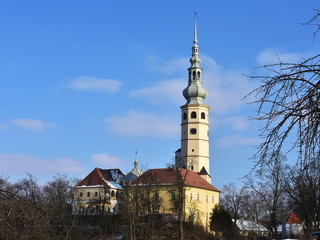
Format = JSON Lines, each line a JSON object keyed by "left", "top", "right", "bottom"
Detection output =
{"left": 76, "top": 168, "right": 124, "bottom": 187}
{"left": 130, "top": 168, "right": 220, "bottom": 192}
{"left": 287, "top": 213, "right": 302, "bottom": 224}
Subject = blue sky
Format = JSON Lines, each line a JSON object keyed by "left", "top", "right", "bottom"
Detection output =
{"left": 0, "top": 0, "right": 318, "bottom": 189}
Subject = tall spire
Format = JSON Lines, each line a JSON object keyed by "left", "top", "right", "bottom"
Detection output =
{"left": 182, "top": 14, "right": 207, "bottom": 105}
{"left": 193, "top": 12, "right": 198, "bottom": 45}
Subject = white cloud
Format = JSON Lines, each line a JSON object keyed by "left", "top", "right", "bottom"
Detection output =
{"left": 136, "top": 55, "right": 257, "bottom": 115}
{"left": 91, "top": 153, "right": 124, "bottom": 168}
{"left": 0, "top": 154, "right": 85, "bottom": 175}
{"left": 105, "top": 110, "right": 179, "bottom": 137}
{"left": 10, "top": 118, "right": 56, "bottom": 132}
{"left": 67, "top": 76, "right": 122, "bottom": 92}
{"left": 257, "top": 48, "right": 314, "bottom": 65}
{"left": 130, "top": 79, "right": 185, "bottom": 105}
{"left": 215, "top": 135, "right": 260, "bottom": 148}
{"left": 146, "top": 56, "right": 189, "bottom": 75}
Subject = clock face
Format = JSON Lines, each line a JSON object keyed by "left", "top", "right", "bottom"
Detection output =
{"left": 190, "top": 128, "right": 197, "bottom": 134}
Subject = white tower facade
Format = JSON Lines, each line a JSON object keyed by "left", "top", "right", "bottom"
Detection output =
{"left": 176, "top": 16, "right": 211, "bottom": 183}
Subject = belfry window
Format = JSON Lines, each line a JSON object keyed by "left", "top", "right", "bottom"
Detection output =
{"left": 192, "top": 71, "right": 196, "bottom": 80}
{"left": 191, "top": 111, "right": 197, "bottom": 119}
{"left": 197, "top": 71, "right": 200, "bottom": 79}
{"left": 201, "top": 112, "right": 205, "bottom": 119}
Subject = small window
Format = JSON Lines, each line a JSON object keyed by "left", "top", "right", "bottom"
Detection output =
{"left": 133, "top": 193, "right": 137, "bottom": 200}
{"left": 183, "top": 112, "right": 187, "bottom": 120}
{"left": 206, "top": 195, "right": 208, "bottom": 203}
{"left": 197, "top": 71, "right": 200, "bottom": 79}
{"left": 80, "top": 192, "right": 83, "bottom": 197}
{"left": 111, "top": 190, "right": 115, "bottom": 197}
{"left": 190, "top": 192, "right": 193, "bottom": 200}
{"left": 139, "top": 193, "right": 144, "bottom": 200}
{"left": 171, "top": 191, "right": 176, "bottom": 200}
{"left": 192, "top": 149, "right": 194, "bottom": 152}
{"left": 192, "top": 71, "right": 196, "bottom": 80}
{"left": 190, "top": 128, "right": 197, "bottom": 134}
{"left": 95, "top": 192, "right": 98, "bottom": 197}
{"left": 191, "top": 111, "right": 197, "bottom": 119}
{"left": 191, "top": 166, "right": 194, "bottom": 170}
{"left": 106, "top": 190, "right": 110, "bottom": 197}
{"left": 201, "top": 112, "right": 205, "bottom": 119}
{"left": 87, "top": 192, "right": 90, "bottom": 197}
{"left": 197, "top": 193, "right": 200, "bottom": 201}
{"left": 197, "top": 211, "right": 200, "bottom": 219}
{"left": 154, "top": 192, "right": 159, "bottom": 200}
{"left": 212, "top": 195, "right": 214, "bottom": 203}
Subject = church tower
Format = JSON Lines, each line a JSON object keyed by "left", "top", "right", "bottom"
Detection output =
{"left": 176, "top": 15, "right": 211, "bottom": 183}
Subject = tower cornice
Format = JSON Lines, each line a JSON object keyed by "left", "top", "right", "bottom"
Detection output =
{"left": 180, "top": 104, "right": 210, "bottom": 110}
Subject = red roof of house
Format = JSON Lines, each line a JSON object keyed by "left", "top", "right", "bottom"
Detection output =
{"left": 130, "top": 168, "right": 220, "bottom": 192}
{"left": 287, "top": 213, "right": 302, "bottom": 224}
{"left": 76, "top": 168, "right": 124, "bottom": 187}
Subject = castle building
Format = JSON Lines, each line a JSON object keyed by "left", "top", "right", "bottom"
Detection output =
{"left": 127, "top": 168, "right": 220, "bottom": 229}
{"left": 73, "top": 16, "right": 220, "bottom": 228}
{"left": 73, "top": 168, "right": 125, "bottom": 215}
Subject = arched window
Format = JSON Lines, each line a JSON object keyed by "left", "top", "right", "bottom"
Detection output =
{"left": 192, "top": 71, "right": 196, "bottom": 80}
{"left": 191, "top": 111, "right": 197, "bottom": 119}
{"left": 111, "top": 190, "right": 115, "bottom": 197}
{"left": 201, "top": 112, "right": 205, "bottom": 119}
{"left": 183, "top": 112, "right": 187, "bottom": 120}
{"left": 197, "top": 71, "right": 200, "bottom": 79}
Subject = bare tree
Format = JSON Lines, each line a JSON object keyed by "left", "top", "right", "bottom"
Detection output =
{"left": 247, "top": 9, "right": 320, "bottom": 170}
{"left": 220, "top": 183, "right": 248, "bottom": 223}
{"left": 0, "top": 176, "right": 56, "bottom": 239}
{"left": 241, "top": 188, "right": 266, "bottom": 223}
{"left": 286, "top": 160, "right": 320, "bottom": 239}
{"left": 42, "top": 174, "right": 76, "bottom": 238}
{"left": 246, "top": 153, "right": 289, "bottom": 237}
